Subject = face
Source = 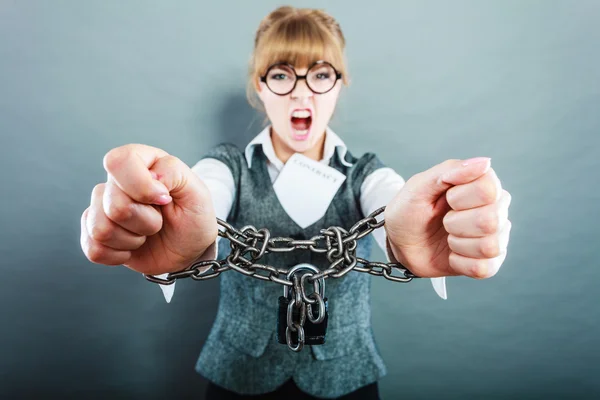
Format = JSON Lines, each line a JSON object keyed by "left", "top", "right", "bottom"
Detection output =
{"left": 256, "top": 62, "right": 342, "bottom": 161}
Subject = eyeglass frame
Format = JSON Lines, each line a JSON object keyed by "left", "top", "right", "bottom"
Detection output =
{"left": 259, "top": 60, "right": 343, "bottom": 96}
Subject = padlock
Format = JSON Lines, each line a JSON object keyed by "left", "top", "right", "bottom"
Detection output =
{"left": 277, "top": 264, "right": 328, "bottom": 346}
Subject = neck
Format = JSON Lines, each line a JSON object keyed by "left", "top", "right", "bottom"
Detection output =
{"left": 270, "top": 127, "right": 326, "bottom": 164}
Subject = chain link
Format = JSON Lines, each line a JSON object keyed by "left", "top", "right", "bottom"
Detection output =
{"left": 144, "top": 206, "right": 419, "bottom": 351}
{"left": 144, "top": 206, "right": 418, "bottom": 287}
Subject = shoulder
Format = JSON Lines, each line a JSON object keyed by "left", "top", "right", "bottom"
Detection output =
{"left": 201, "top": 142, "right": 245, "bottom": 161}
{"left": 343, "top": 149, "right": 386, "bottom": 181}
{"left": 199, "top": 142, "right": 247, "bottom": 174}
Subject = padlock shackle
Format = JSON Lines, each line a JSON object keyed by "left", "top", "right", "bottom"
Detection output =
{"left": 283, "top": 263, "right": 325, "bottom": 300}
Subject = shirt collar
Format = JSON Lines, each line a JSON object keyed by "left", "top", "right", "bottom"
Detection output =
{"left": 244, "top": 125, "right": 353, "bottom": 169}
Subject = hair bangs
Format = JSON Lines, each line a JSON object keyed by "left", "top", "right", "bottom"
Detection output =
{"left": 254, "top": 16, "right": 344, "bottom": 76}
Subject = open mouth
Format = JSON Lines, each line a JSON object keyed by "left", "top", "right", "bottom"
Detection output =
{"left": 290, "top": 109, "right": 312, "bottom": 139}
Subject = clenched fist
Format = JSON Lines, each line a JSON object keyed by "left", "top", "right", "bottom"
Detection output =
{"left": 384, "top": 157, "right": 512, "bottom": 280}
{"left": 80, "top": 144, "right": 218, "bottom": 276}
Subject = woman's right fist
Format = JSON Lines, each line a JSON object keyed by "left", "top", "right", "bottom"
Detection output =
{"left": 80, "top": 144, "right": 218, "bottom": 276}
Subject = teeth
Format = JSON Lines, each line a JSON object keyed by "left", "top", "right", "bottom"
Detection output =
{"left": 292, "top": 110, "right": 311, "bottom": 118}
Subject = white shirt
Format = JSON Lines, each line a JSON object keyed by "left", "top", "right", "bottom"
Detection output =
{"left": 157, "top": 126, "right": 447, "bottom": 302}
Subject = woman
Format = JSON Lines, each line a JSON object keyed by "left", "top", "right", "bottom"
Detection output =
{"left": 191, "top": 7, "right": 398, "bottom": 399}
{"left": 81, "top": 4, "right": 512, "bottom": 400}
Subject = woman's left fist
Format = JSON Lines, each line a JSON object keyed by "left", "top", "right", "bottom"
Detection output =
{"left": 384, "top": 157, "right": 512, "bottom": 279}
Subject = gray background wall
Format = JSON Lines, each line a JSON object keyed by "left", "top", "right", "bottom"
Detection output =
{"left": 1, "top": 0, "right": 599, "bottom": 398}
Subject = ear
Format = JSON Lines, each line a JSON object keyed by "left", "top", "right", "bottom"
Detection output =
{"left": 253, "top": 76, "right": 261, "bottom": 92}
{"left": 255, "top": 78, "right": 267, "bottom": 102}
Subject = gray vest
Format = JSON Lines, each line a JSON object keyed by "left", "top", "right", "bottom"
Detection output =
{"left": 194, "top": 143, "right": 388, "bottom": 398}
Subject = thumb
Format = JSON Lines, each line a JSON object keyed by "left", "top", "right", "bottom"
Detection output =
{"left": 405, "top": 157, "right": 492, "bottom": 203}
{"left": 150, "top": 155, "right": 218, "bottom": 250}
{"left": 150, "top": 155, "right": 215, "bottom": 218}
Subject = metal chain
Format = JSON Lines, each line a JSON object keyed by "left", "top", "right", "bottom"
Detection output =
{"left": 144, "top": 206, "right": 419, "bottom": 287}
{"left": 282, "top": 265, "right": 327, "bottom": 352}
{"left": 285, "top": 274, "right": 307, "bottom": 352}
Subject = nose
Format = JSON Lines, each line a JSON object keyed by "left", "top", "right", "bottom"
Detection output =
{"left": 290, "top": 77, "right": 313, "bottom": 100}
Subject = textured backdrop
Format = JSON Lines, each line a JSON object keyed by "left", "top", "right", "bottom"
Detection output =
{"left": 1, "top": 0, "right": 599, "bottom": 398}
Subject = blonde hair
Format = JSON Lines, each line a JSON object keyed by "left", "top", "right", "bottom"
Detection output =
{"left": 246, "top": 6, "right": 349, "bottom": 110}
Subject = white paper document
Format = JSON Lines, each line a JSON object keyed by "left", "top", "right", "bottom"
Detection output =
{"left": 273, "top": 153, "right": 346, "bottom": 228}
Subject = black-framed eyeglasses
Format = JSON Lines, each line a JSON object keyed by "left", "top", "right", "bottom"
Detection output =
{"left": 260, "top": 60, "right": 342, "bottom": 96}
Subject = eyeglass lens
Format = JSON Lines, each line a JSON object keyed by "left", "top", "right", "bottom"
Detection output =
{"left": 265, "top": 63, "right": 337, "bottom": 95}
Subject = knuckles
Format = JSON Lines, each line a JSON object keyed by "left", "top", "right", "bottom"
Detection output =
{"left": 92, "top": 182, "right": 105, "bottom": 198}
{"left": 103, "top": 145, "right": 130, "bottom": 174}
{"left": 442, "top": 212, "right": 454, "bottom": 232}
{"left": 86, "top": 242, "right": 106, "bottom": 264}
{"left": 89, "top": 221, "right": 113, "bottom": 243}
{"left": 443, "top": 207, "right": 502, "bottom": 236}
{"left": 103, "top": 143, "right": 152, "bottom": 172}
{"left": 476, "top": 209, "right": 499, "bottom": 235}
{"left": 105, "top": 198, "right": 135, "bottom": 223}
{"left": 470, "top": 259, "right": 497, "bottom": 279}
{"left": 479, "top": 236, "right": 500, "bottom": 258}
{"left": 476, "top": 179, "right": 498, "bottom": 204}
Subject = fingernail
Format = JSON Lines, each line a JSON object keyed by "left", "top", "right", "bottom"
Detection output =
{"left": 462, "top": 157, "right": 491, "bottom": 167}
{"left": 153, "top": 180, "right": 169, "bottom": 196}
{"left": 155, "top": 194, "right": 172, "bottom": 205}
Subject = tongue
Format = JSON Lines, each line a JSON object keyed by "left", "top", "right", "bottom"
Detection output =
{"left": 291, "top": 117, "right": 311, "bottom": 131}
